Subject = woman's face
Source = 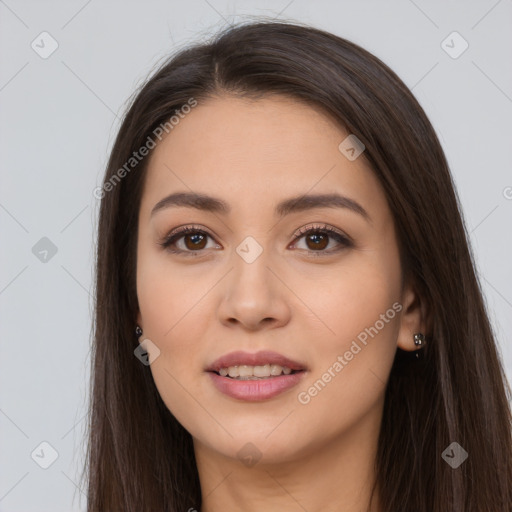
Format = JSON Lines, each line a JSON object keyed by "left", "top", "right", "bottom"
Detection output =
{"left": 136, "top": 94, "right": 421, "bottom": 465}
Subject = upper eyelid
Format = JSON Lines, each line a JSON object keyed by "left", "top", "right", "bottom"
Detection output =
{"left": 294, "top": 223, "right": 351, "bottom": 241}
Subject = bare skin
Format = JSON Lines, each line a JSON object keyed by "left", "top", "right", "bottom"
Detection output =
{"left": 136, "top": 94, "right": 427, "bottom": 512}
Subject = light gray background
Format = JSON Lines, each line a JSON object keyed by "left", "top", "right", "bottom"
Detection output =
{"left": 1, "top": 1, "right": 511, "bottom": 510}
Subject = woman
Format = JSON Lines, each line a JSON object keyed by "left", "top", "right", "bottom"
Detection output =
{"left": 83, "top": 20, "right": 512, "bottom": 512}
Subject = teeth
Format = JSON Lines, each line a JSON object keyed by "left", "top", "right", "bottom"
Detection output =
{"left": 228, "top": 366, "right": 239, "bottom": 378}
{"left": 218, "top": 364, "right": 294, "bottom": 379}
{"left": 254, "top": 364, "right": 271, "bottom": 377}
{"left": 239, "top": 365, "right": 253, "bottom": 377}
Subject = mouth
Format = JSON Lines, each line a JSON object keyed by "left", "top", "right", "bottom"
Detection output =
{"left": 205, "top": 350, "right": 307, "bottom": 401}
{"left": 206, "top": 349, "right": 307, "bottom": 375}
{"left": 212, "top": 364, "right": 302, "bottom": 380}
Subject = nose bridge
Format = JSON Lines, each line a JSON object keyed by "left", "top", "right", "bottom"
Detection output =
{"left": 230, "top": 233, "right": 274, "bottom": 299}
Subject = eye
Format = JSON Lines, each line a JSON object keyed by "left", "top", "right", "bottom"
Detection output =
{"left": 290, "top": 223, "right": 353, "bottom": 255}
{"left": 158, "top": 225, "right": 219, "bottom": 256}
{"left": 159, "top": 223, "right": 353, "bottom": 256}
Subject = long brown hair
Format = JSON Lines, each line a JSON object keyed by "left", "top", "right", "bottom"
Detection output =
{"left": 82, "top": 20, "right": 512, "bottom": 511}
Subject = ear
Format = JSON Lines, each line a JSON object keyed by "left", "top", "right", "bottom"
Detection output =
{"left": 396, "top": 281, "right": 429, "bottom": 352}
{"left": 136, "top": 310, "right": 143, "bottom": 330}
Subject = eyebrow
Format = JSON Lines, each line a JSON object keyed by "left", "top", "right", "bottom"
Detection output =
{"left": 150, "top": 191, "right": 371, "bottom": 222}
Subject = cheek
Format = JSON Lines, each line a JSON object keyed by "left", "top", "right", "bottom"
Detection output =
{"left": 299, "top": 247, "right": 402, "bottom": 348}
{"left": 136, "top": 243, "right": 213, "bottom": 340}
{"left": 136, "top": 250, "right": 217, "bottom": 432}
{"left": 292, "top": 249, "right": 402, "bottom": 409}
{"left": 137, "top": 284, "right": 211, "bottom": 441}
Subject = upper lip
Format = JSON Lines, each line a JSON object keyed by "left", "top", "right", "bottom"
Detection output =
{"left": 206, "top": 350, "right": 307, "bottom": 373}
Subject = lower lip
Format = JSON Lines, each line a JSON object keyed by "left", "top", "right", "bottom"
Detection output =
{"left": 207, "top": 371, "right": 306, "bottom": 401}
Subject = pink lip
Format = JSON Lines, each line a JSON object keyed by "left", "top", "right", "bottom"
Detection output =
{"left": 207, "top": 371, "right": 306, "bottom": 401}
{"left": 205, "top": 350, "right": 308, "bottom": 402}
{"left": 205, "top": 350, "right": 307, "bottom": 373}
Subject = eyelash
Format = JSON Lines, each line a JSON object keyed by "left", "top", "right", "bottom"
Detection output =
{"left": 158, "top": 223, "right": 353, "bottom": 257}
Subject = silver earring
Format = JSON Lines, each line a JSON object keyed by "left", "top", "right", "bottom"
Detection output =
{"left": 135, "top": 325, "right": 142, "bottom": 339}
{"left": 413, "top": 333, "right": 425, "bottom": 347}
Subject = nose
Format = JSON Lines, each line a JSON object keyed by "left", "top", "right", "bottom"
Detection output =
{"left": 216, "top": 248, "right": 291, "bottom": 332}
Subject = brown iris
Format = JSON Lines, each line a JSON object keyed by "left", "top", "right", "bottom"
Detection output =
{"left": 305, "top": 232, "right": 329, "bottom": 250}
{"left": 184, "top": 233, "right": 208, "bottom": 250}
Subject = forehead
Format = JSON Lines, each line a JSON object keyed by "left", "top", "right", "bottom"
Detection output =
{"left": 148, "top": 94, "right": 349, "bottom": 171}
{"left": 140, "top": 95, "right": 389, "bottom": 224}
